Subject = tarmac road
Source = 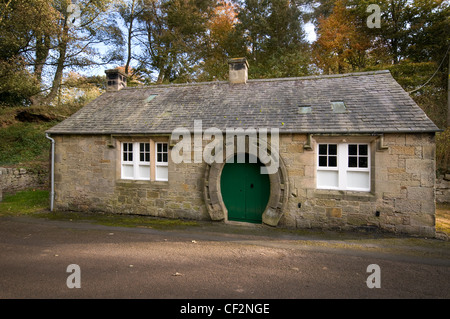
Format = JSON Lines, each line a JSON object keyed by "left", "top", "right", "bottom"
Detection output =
{"left": 0, "top": 215, "right": 449, "bottom": 302}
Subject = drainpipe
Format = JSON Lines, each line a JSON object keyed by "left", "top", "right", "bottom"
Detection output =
{"left": 45, "top": 133, "right": 55, "bottom": 211}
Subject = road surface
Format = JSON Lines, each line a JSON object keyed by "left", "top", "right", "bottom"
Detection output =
{"left": 0, "top": 215, "right": 449, "bottom": 304}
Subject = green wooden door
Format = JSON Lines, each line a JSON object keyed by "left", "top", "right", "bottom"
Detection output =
{"left": 220, "top": 155, "right": 270, "bottom": 223}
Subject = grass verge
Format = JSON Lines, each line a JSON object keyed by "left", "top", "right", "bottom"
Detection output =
{"left": 0, "top": 189, "right": 49, "bottom": 215}
{"left": 436, "top": 203, "right": 450, "bottom": 235}
{"left": 1, "top": 189, "right": 450, "bottom": 235}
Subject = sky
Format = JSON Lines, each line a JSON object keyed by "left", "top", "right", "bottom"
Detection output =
{"left": 304, "top": 22, "right": 317, "bottom": 42}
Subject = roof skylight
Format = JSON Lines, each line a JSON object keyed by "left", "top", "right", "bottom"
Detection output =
{"left": 298, "top": 105, "right": 312, "bottom": 114}
{"left": 331, "top": 101, "right": 347, "bottom": 113}
{"left": 146, "top": 94, "right": 157, "bottom": 102}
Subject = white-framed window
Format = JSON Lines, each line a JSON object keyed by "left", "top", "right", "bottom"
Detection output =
{"left": 121, "top": 142, "right": 150, "bottom": 180}
{"left": 317, "top": 143, "right": 370, "bottom": 192}
{"left": 317, "top": 144, "right": 339, "bottom": 189}
{"left": 155, "top": 142, "right": 169, "bottom": 181}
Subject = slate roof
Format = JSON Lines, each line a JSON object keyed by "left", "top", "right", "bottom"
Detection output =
{"left": 47, "top": 70, "right": 439, "bottom": 135}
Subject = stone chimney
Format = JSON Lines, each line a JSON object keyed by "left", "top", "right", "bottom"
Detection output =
{"left": 228, "top": 58, "right": 248, "bottom": 84}
{"left": 105, "top": 68, "right": 127, "bottom": 91}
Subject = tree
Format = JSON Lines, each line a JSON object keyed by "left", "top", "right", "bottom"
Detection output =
{"left": 0, "top": 0, "right": 123, "bottom": 106}
{"left": 346, "top": 0, "right": 449, "bottom": 67}
{"left": 0, "top": 56, "right": 40, "bottom": 106}
{"left": 236, "top": 0, "right": 311, "bottom": 78}
{"left": 58, "top": 71, "right": 104, "bottom": 105}
{"left": 31, "top": 0, "right": 123, "bottom": 105}
{"left": 401, "top": 0, "right": 449, "bottom": 128}
{"left": 196, "top": 0, "right": 244, "bottom": 81}
{"left": 137, "top": 0, "right": 216, "bottom": 83}
{"left": 0, "top": 0, "right": 59, "bottom": 105}
{"left": 312, "top": 0, "right": 371, "bottom": 74}
{"left": 116, "top": 0, "right": 145, "bottom": 76}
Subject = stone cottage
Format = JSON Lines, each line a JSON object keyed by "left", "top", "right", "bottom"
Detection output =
{"left": 46, "top": 58, "right": 440, "bottom": 236}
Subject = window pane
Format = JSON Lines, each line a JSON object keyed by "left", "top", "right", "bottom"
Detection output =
{"left": 157, "top": 153, "right": 162, "bottom": 162}
{"left": 328, "top": 156, "right": 337, "bottom": 167}
{"left": 139, "top": 143, "right": 150, "bottom": 163}
{"left": 328, "top": 144, "right": 337, "bottom": 155}
{"left": 123, "top": 153, "right": 127, "bottom": 162}
{"left": 163, "top": 153, "right": 168, "bottom": 163}
{"left": 319, "top": 156, "right": 327, "bottom": 167}
{"left": 349, "top": 156, "right": 357, "bottom": 167}
{"left": 129, "top": 153, "right": 133, "bottom": 161}
{"left": 347, "top": 171, "right": 370, "bottom": 190}
{"left": 359, "top": 157, "right": 368, "bottom": 168}
{"left": 138, "top": 165, "right": 150, "bottom": 179}
{"left": 349, "top": 144, "right": 357, "bottom": 155}
{"left": 319, "top": 144, "right": 327, "bottom": 155}
{"left": 122, "top": 164, "right": 134, "bottom": 179}
{"left": 124, "top": 143, "right": 128, "bottom": 152}
{"left": 359, "top": 144, "right": 368, "bottom": 156}
{"left": 157, "top": 143, "right": 162, "bottom": 152}
{"left": 156, "top": 166, "right": 168, "bottom": 181}
{"left": 129, "top": 143, "right": 133, "bottom": 152}
{"left": 317, "top": 170, "right": 338, "bottom": 188}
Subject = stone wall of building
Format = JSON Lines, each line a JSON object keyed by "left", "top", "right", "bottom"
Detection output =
{"left": 279, "top": 133, "right": 436, "bottom": 237}
{"left": 52, "top": 132, "right": 437, "bottom": 237}
{"left": 53, "top": 135, "right": 209, "bottom": 220}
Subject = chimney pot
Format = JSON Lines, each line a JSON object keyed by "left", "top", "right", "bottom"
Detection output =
{"left": 105, "top": 68, "right": 127, "bottom": 91}
{"left": 228, "top": 58, "right": 248, "bottom": 84}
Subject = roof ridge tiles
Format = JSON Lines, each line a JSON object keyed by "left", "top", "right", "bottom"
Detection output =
{"left": 123, "top": 70, "right": 392, "bottom": 90}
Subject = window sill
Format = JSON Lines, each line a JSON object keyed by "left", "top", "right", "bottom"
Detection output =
{"left": 313, "top": 189, "right": 376, "bottom": 202}
{"left": 117, "top": 179, "right": 169, "bottom": 186}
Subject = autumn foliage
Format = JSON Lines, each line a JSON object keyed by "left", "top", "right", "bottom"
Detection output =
{"left": 312, "top": 0, "right": 371, "bottom": 74}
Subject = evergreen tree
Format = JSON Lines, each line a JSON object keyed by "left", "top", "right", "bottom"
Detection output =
{"left": 236, "top": 0, "right": 311, "bottom": 78}
{"left": 137, "top": 0, "right": 216, "bottom": 83}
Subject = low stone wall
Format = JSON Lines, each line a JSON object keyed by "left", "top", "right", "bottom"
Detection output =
{"left": 436, "top": 174, "right": 450, "bottom": 203}
{"left": 0, "top": 167, "right": 48, "bottom": 197}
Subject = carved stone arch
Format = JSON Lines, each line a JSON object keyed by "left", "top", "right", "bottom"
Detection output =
{"left": 203, "top": 139, "right": 289, "bottom": 226}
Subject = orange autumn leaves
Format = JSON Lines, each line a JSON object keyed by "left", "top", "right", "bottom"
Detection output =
{"left": 313, "top": 0, "right": 372, "bottom": 74}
